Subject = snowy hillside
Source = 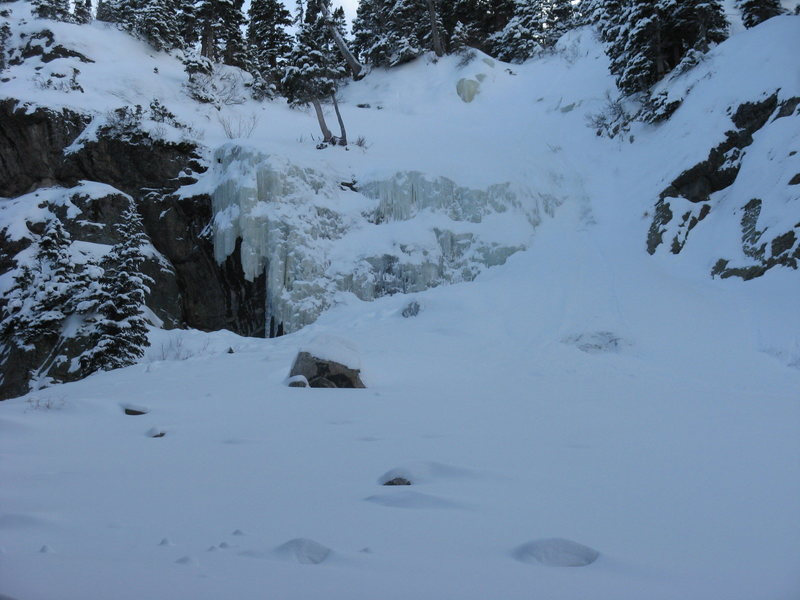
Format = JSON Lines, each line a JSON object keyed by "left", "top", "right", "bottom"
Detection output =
{"left": 1, "top": 2, "right": 799, "bottom": 599}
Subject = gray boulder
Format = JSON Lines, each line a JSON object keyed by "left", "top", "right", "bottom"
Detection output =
{"left": 289, "top": 351, "right": 365, "bottom": 389}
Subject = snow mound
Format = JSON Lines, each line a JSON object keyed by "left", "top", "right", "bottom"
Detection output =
{"left": 274, "top": 538, "right": 332, "bottom": 565}
{"left": 299, "top": 335, "right": 361, "bottom": 370}
{"left": 514, "top": 538, "right": 599, "bottom": 567}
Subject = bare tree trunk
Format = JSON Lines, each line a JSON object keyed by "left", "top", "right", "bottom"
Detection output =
{"left": 426, "top": 0, "right": 444, "bottom": 57}
{"left": 331, "top": 94, "right": 347, "bottom": 146}
{"left": 311, "top": 98, "right": 334, "bottom": 143}
{"left": 200, "top": 21, "right": 214, "bottom": 60}
{"left": 319, "top": 3, "right": 365, "bottom": 79}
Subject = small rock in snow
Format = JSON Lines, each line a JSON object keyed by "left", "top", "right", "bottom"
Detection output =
{"left": 122, "top": 405, "right": 149, "bottom": 416}
{"left": 39, "top": 545, "right": 51, "bottom": 553}
{"left": 219, "top": 542, "right": 231, "bottom": 549}
{"left": 401, "top": 300, "right": 420, "bottom": 318}
{"left": 232, "top": 529, "right": 245, "bottom": 536}
{"left": 383, "top": 477, "right": 412, "bottom": 486}
{"left": 158, "top": 538, "right": 172, "bottom": 546}
{"left": 175, "top": 555, "right": 196, "bottom": 565}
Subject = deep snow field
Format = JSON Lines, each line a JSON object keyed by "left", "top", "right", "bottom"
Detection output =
{"left": 2, "top": 5, "right": 800, "bottom": 599}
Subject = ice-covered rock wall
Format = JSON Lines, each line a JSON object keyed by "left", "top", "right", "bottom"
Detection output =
{"left": 209, "top": 145, "right": 562, "bottom": 336}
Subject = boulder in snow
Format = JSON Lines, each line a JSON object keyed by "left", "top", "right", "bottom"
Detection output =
{"left": 288, "top": 336, "right": 365, "bottom": 389}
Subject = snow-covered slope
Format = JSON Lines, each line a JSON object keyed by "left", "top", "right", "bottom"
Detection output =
{"left": 1, "top": 5, "right": 799, "bottom": 599}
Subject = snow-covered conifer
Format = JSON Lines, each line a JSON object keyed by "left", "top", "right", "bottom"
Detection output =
{"left": 79, "top": 206, "right": 152, "bottom": 373}
{"left": 540, "top": 0, "right": 574, "bottom": 47}
{"left": 352, "top": 0, "right": 394, "bottom": 67}
{"left": 490, "top": 0, "right": 545, "bottom": 63}
{"left": 138, "top": 0, "right": 184, "bottom": 51}
{"left": 282, "top": 0, "right": 348, "bottom": 143}
{"left": 73, "top": 0, "right": 93, "bottom": 24}
{"left": 736, "top": 0, "right": 784, "bottom": 28}
{"left": 0, "top": 220, "right": 77, "bottom": 346}
{"left": 247, "top": 0, "right": 293, "bottom": 94}
{"left": 32, "top": 0, "right": 73, "bottom": 22}
{"left": 197, "top": 0, "right": 249, "bottom": 67}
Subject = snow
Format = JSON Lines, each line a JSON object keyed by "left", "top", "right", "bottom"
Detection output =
{"left": 2, "top": 4, "right": 800, "bottom": 600}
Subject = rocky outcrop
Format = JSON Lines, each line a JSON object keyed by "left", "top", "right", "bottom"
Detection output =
{"left": 0, "top": 99, "right": 89, "bottom": 197}
{"left": 647, "top": 93, "right": 800, "bottom": 279}
{"left": 288, "top": 351, "right": 366, "bottom": 389}
{"left": 0, "top": 101, "right": 267, "bottom": 336}
{"left": 0, "top": 102, "right": 269, "bottom": 398}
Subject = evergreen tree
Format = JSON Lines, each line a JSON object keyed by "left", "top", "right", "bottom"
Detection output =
{"left": 0, "top": 21, "right": 11, "bottom": 72}
{"left": 449, "top": 20, "right": 473, "bottom": 54}
{"left": 247, "top": 0, "right": 293, "bottom": 93}
{"left": 197, "top": 0, "right": 248, "bottom": 67}
{"left": 540, "top": 0, "right": 574, "bottom": 47}
{"left": 138, "top": 0, "right": 183, "bottom": 51}
{"left": 736, "top": 0, "right": 784, "bottom": 28}
{"left": 490, "top": 0, "right": 545, "bottom": 63}
{"left": 607, "top": 0, "right": 727, "bottom": 96}
{"left": 79, "top": 206, "right": 152, "bottom": 373}
{"left": 95, "top": 0, "right": 118, "bottom": 22}
{"left": 352, "top": 0, "right": 394, "bottom": 66}
{"left": 32, "top": 0, "right": 72, "bottom": 21}
{"left": 73, "top": 0, "right": 93, "bottom": 24}
{"left": 282, "top": 0, "right": 348, "bottom": 143}
{"left": 591, "top": 0, "right": 625, "bottom": 43}
{"left": 0, "top": 221, "right": 77, "bottom": 347}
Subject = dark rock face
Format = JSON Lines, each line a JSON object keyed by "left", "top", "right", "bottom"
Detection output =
{"left": 0, "top": 99, "right": 89, "bottom": 197}
{"left": 648, "top": 94, "right": 800, "bottom": 279}
{"left": 0, "top": 100, "right": 267, "bottom": 398}
{"left": 289, "top": 351, "right": 366, "bottom": 389}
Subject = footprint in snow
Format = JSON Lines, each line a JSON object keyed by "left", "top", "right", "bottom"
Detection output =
{"left": 513, "top": 538, "right": 599, "bottom": 567}
{"left": 175, "top": 555, "right": 197, "bottom": 566}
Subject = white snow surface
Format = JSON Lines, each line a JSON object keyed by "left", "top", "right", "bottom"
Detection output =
{"left": 2, "top": 5, "right": 800, "bottom": 600}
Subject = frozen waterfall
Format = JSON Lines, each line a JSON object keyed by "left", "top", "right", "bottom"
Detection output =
{"left": 208, "top": 145, "right": 562, "bottom": 336}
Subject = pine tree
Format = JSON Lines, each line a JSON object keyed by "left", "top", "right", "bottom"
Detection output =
{"left": 540, "top": 0, "right": 574, "bottom": 47}
{"left": 282, "top": 0, "right": 348, "bottom": 143}
{"left": 32, "top": 0, "right": 72, "bottom": 21}
{"left": 247, "top": 0, "right": 293, "bottom": 94}
{"left": 490, "top": 0, "right": 545, "bottom": 63}
{"left": 0, "top": 221, "right": 77, "bottom": 347}
{"left": 137, "top": 0, "right": 184, "bottom": 51}
{"left": 196, "top": 0, "right": 248, "bottom": 67}
{"left": 673, "top": 0, "right": 728, "bottom": 56}
{"left": 352, "top": 0, "right": 394, "bottom": 67}
{"left": 73, "top": 0, "right": 93, "bottom": 24}
{"left": 591, "top": 0, "right": 625, "bottom": 43}
{"left": 608, "top": 0, "right": 669, "bottom": 95}
{"left": 449, "top": 20, "right": 473, "bottom": 54}
{"left": 0, "top": 21, "right": 11, "bottom": 72}
{"left": 736, "top": 0, "right": 784, "bottom": 28}
{"left": 79, "top": 206, "right": 152, "bottom": 373}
